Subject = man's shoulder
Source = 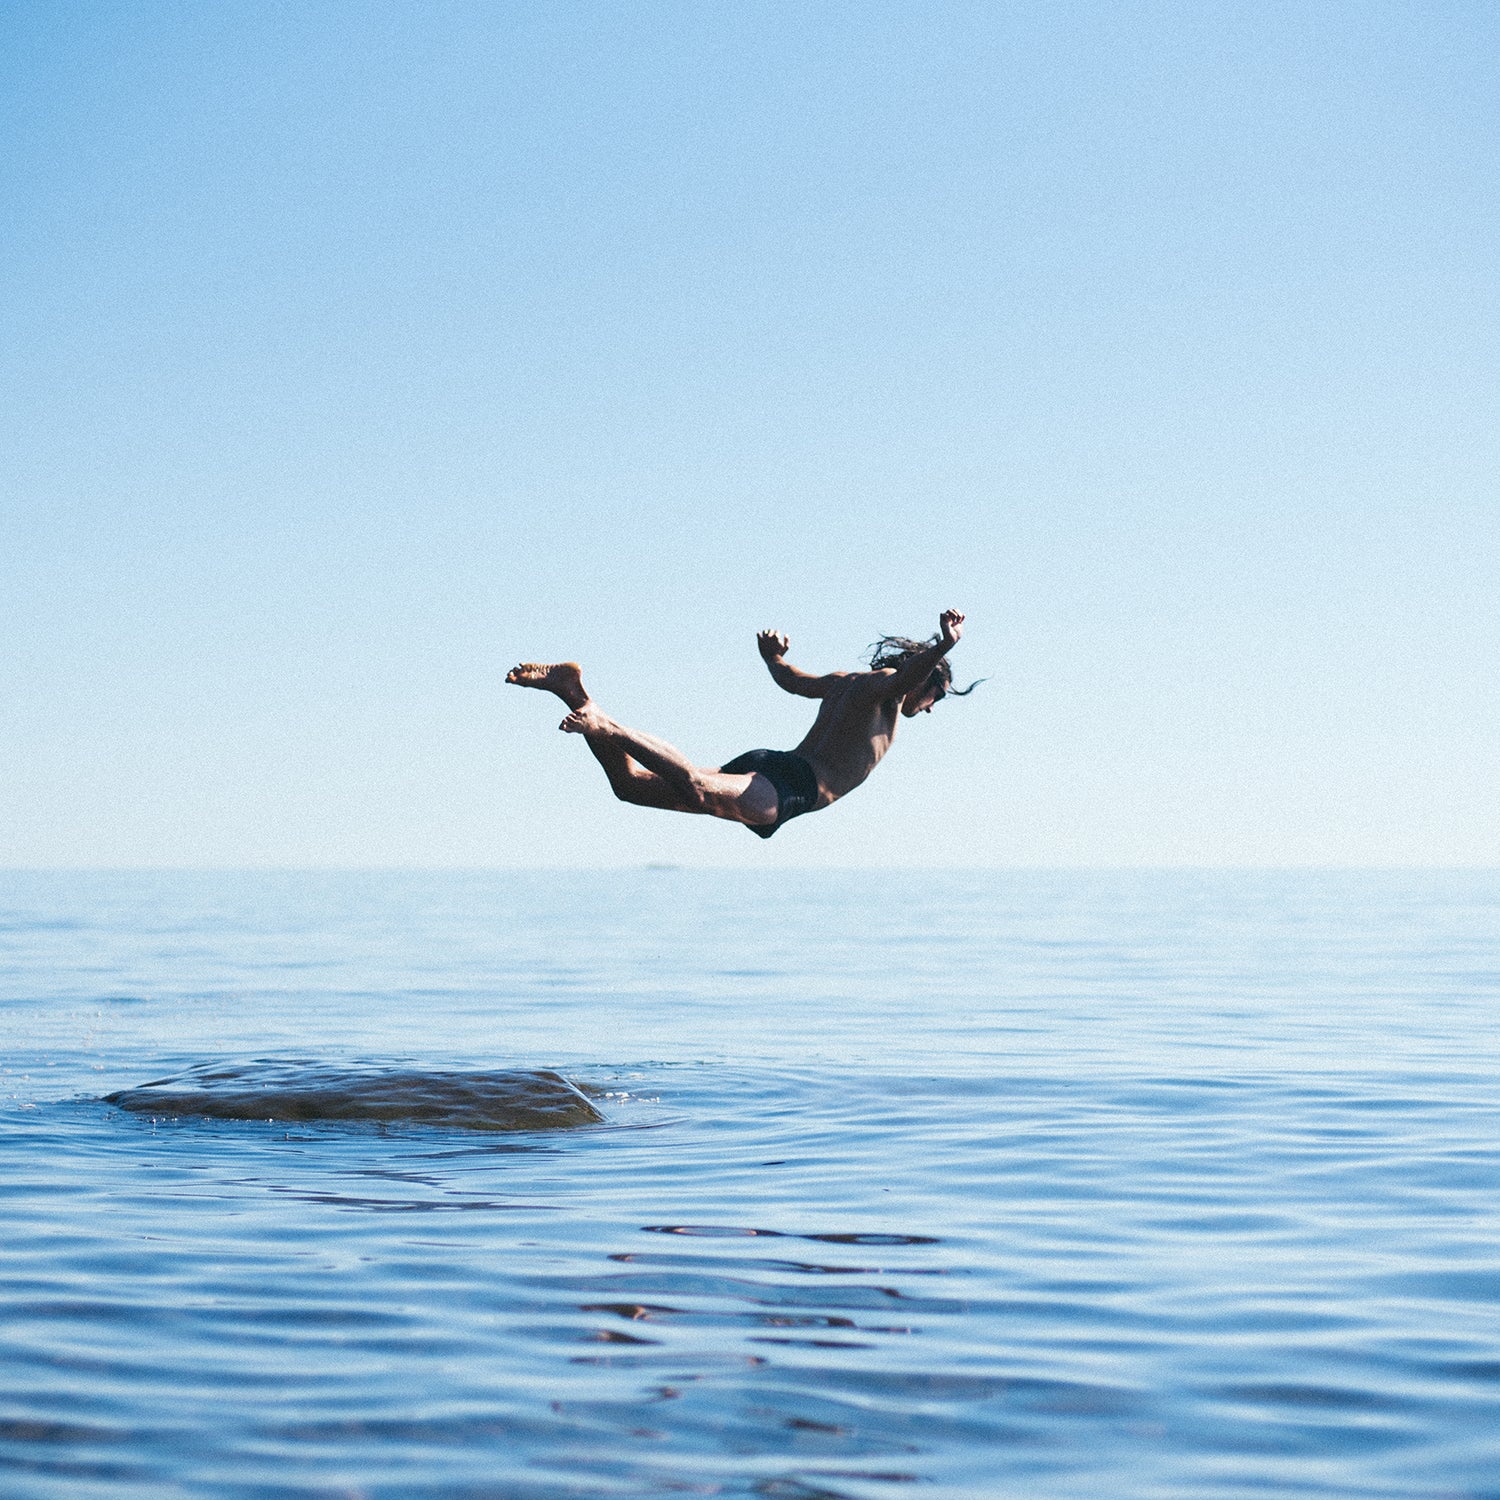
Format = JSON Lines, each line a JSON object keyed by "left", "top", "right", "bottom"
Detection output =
{"left": 818, "top": 672, "right": 901, "bottom": 725}
{"left": 836, "top": 668, "right": 899, "bottom": 700}
{"left": 832, "top": 667, "right": 895, "bottom": 688}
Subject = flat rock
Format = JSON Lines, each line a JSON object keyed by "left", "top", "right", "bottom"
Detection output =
{"left": 106, "top": 1061, "right": 604, "bottom": 1131}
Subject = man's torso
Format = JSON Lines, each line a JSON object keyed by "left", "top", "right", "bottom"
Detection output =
{"left": 792, "top": 674, "right": 901, "bottom": 806}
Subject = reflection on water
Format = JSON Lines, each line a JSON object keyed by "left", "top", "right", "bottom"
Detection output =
{"left": 3, "top": 870, "right": 1500, "bottom": 1498}
{"left": 105, "top": 1060, "right": 603, "bottom": 1130}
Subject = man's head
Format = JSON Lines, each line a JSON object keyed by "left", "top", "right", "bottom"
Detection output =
{"left": 867, "top": 634, "right": 977, "bottom": 715}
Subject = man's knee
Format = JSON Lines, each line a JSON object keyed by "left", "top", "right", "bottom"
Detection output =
{"left": 611, "top": 774, "right": 651, "bottom": 806}
{"left": 613, "top": 771, "right": 684, "bottom": 812}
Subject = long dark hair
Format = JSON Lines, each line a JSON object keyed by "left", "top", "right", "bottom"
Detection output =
{"left": 866, "top": 634, "right": 984, "bottom": 701}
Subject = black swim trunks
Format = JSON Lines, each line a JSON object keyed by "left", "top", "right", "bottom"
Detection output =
{"left": 719, "top": 748, "right": 821, "bottom": 839}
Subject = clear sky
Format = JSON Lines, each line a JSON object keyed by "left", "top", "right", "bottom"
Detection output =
{"left": 2, "top": 0, "right": 1496, "bottom": 868}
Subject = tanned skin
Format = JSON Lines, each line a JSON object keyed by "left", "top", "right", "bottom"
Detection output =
{"left": 506, "top": 609, "right": 965, "bottom": 832}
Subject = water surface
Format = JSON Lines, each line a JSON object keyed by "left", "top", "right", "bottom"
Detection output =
{"left": 3, "top": 869, "right": 1499, "bottom": 1497}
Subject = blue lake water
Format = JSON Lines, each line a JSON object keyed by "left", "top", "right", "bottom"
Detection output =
{"left": 3, "top": 868, "right": 1499, "bottom": 1498}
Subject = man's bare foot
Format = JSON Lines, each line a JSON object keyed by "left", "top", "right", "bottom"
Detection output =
{"left": 505, "top": 661, "right": 587, "bottom": 710}
{"left": 559, "top": 704, "right": 610, "bottom": 736}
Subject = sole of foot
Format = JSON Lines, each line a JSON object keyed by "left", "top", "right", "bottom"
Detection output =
{"left": 505, "top": 662, "right": 585, "bottom": 706}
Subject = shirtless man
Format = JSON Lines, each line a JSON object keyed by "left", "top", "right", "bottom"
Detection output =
{"left": 506, "top": 609, "right": 968, "bottom": 839}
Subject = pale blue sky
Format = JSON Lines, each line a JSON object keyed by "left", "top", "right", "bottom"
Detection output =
{"left": 2, "top": 1, "right": 1496, "bottom": 867}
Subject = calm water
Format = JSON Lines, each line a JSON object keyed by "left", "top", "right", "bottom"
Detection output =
{"left": 3, "top": 869, "right": 1500, "bottom": 1499}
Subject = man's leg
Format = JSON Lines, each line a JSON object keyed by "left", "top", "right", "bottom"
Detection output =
{"left": 561, "top": 704, "right": 777, "bottom": 825}
{"left": 506, "top": 662, "right": 678, "bottom": 808}
{"left": 581, "top": 729, "right": 691, "bottom": 812}
{"left": 505, "top": 662, "right": 777, "bottom": 825}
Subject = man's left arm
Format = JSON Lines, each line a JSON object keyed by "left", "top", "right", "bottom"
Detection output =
{"left": 878, "top": 610, "right": 965, "bottom": 698}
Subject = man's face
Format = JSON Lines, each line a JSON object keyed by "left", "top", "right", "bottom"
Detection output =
{"left": 901, "top": 681, "right": 943, "bottom": 716}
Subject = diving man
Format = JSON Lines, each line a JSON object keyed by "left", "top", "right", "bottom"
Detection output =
{"left": 506, "top": 609, "right": 970, "bottom": 839}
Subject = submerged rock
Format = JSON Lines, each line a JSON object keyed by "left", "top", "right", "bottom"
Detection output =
{"left": 106, "top": 1061, "right": 604, "bottom": 1131}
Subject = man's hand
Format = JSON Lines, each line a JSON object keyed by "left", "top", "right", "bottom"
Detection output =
{"left": 758, "top": 629, "right": 789, "bottom": 663}
{"left": 939, "top": 609, "right": 965, "bottom": 646}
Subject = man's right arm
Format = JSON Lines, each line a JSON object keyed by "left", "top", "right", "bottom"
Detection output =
{"left": 757, "top": 630, "right": 839, "bottom": 698}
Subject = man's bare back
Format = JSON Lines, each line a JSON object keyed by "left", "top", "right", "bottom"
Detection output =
{"left": 506, "top": 610, "right": 966, "bottom": 838}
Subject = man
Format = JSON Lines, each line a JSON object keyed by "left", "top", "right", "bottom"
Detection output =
{"left": 506, "top": 609, "right": 969, "bottom": 839}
